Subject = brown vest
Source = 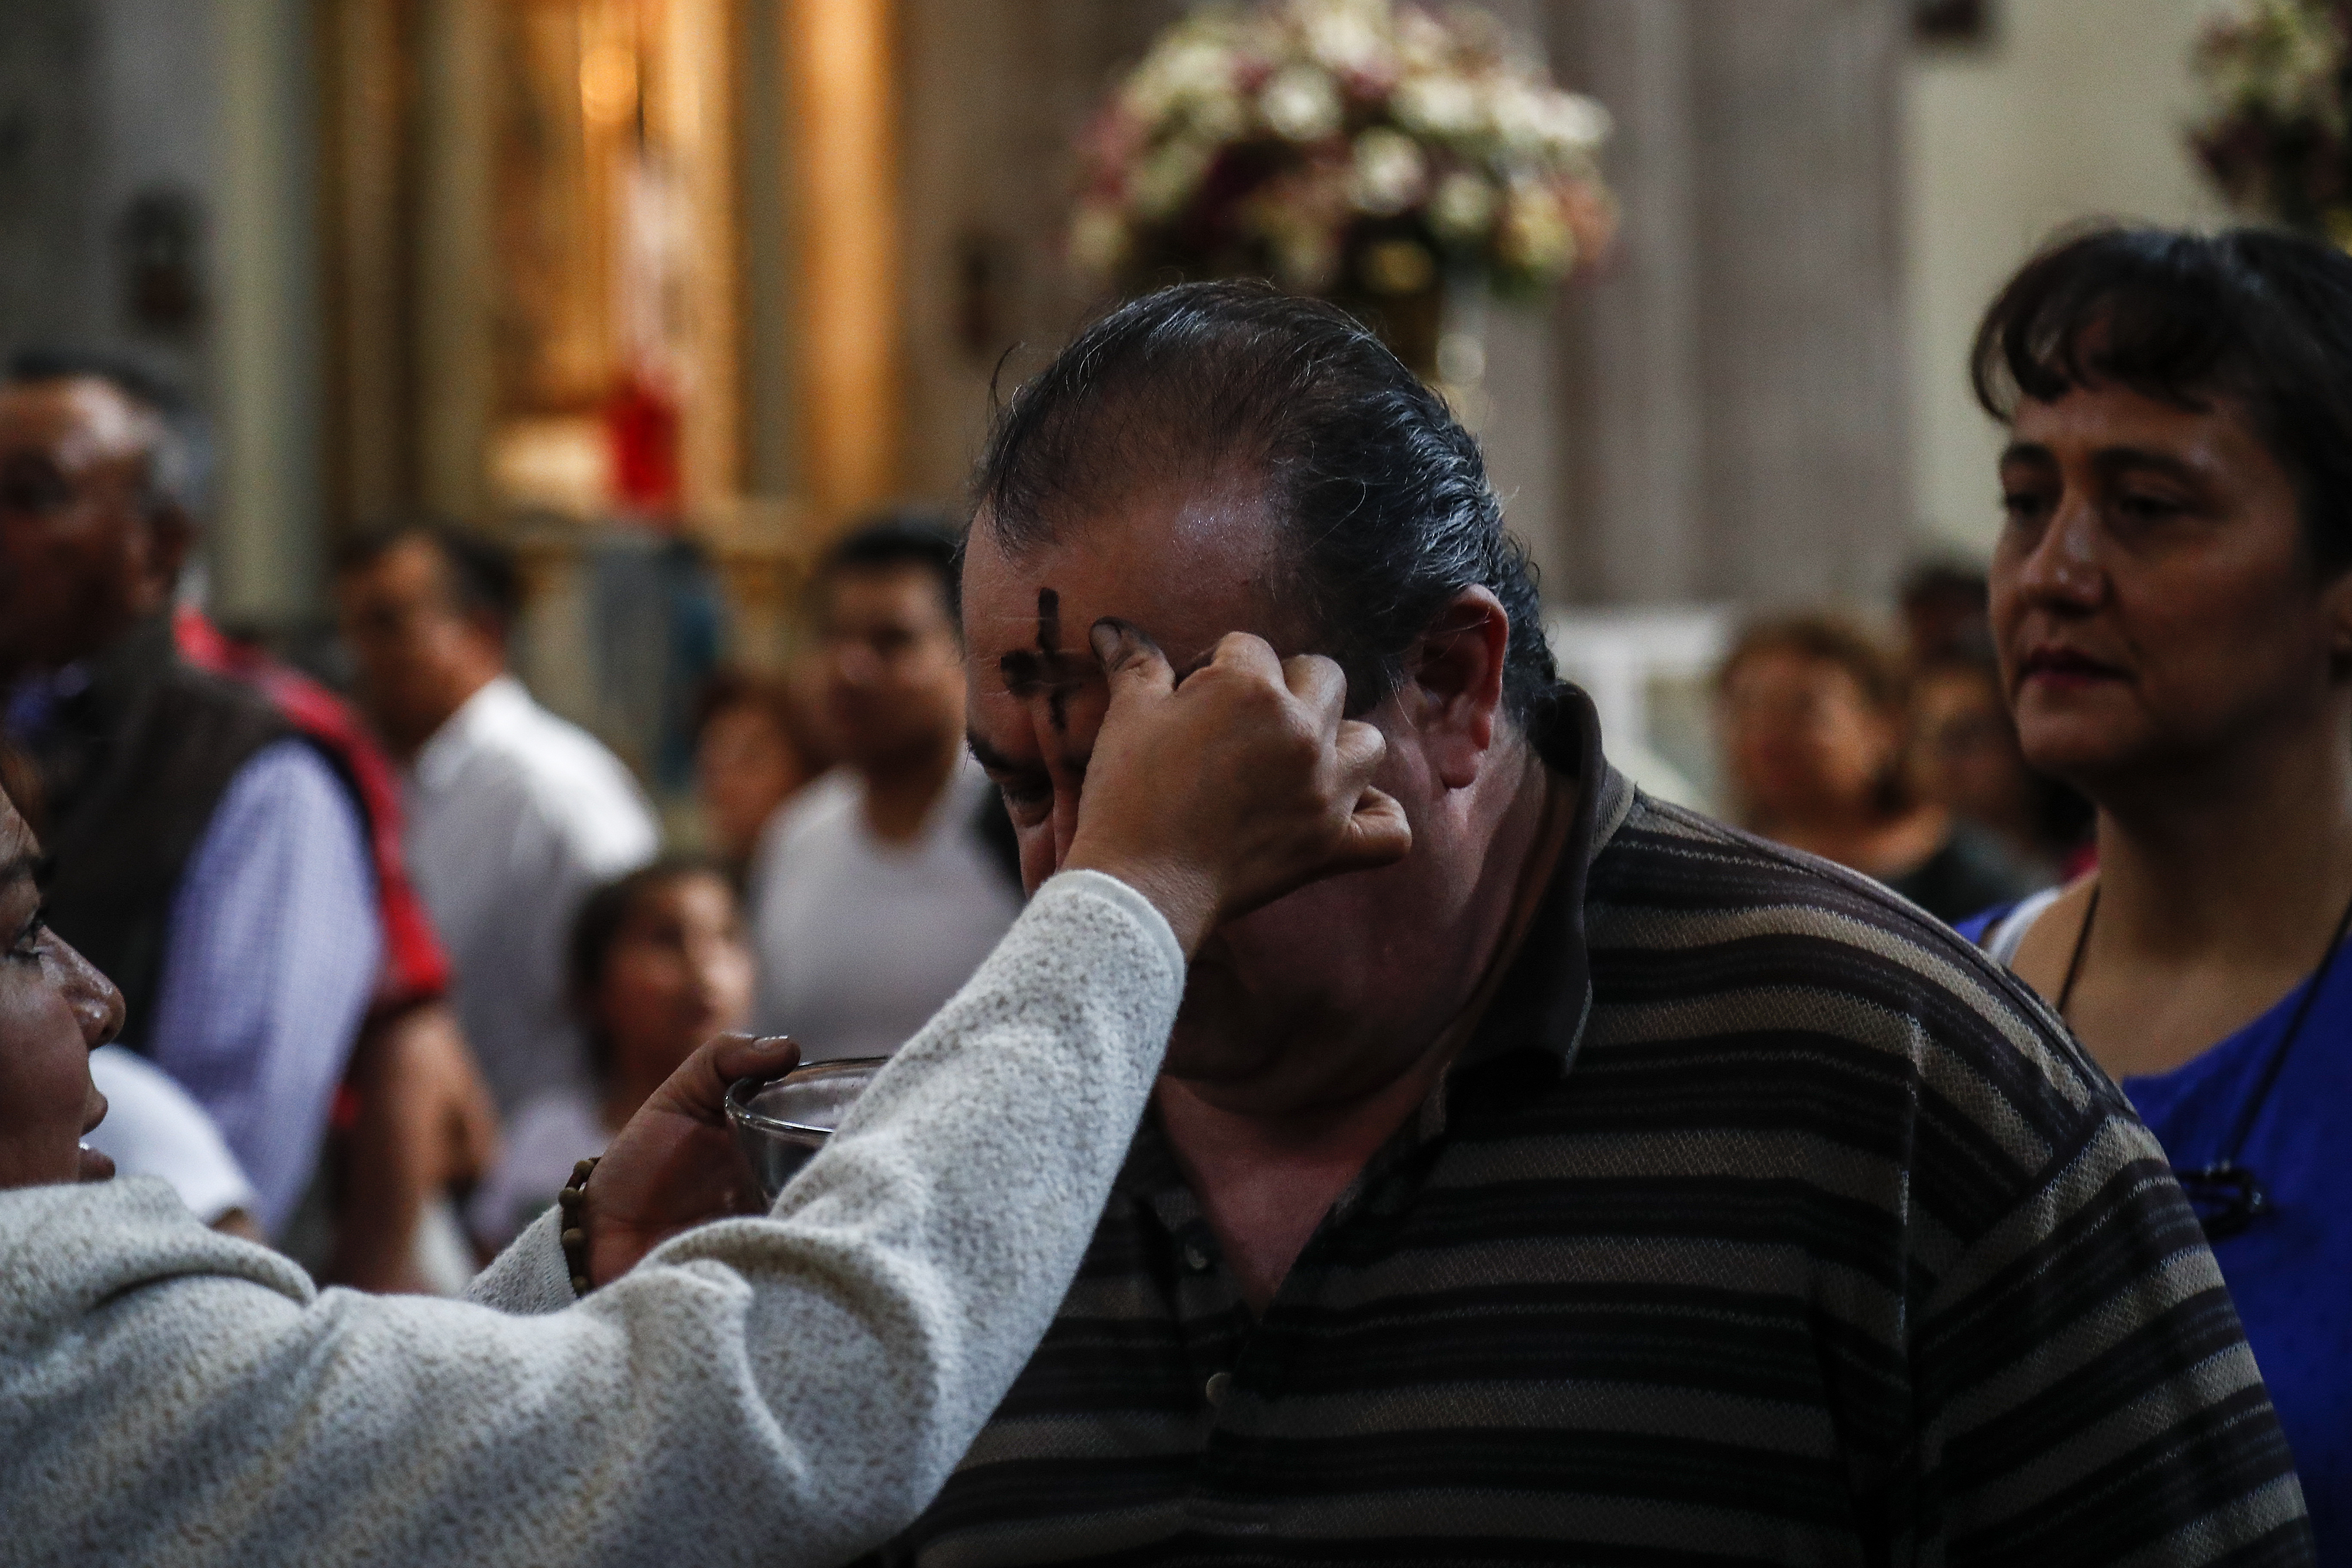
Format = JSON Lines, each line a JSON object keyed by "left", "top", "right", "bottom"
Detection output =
{"left": 19, "top": 617, "right": 290, "bottom": 1050}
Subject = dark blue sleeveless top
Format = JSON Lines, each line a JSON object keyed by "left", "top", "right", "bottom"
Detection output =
{"left": 1958, "top": 903, "right": 2352, "bottom": 1561}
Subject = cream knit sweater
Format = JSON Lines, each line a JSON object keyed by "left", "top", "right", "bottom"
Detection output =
{"left": 0, "top": 871, "right": 1183, "bottom": 1568}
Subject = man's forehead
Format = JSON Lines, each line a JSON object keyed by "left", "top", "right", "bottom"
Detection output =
{"left": 960, "top": 485, "right": 1284, "bottom": 662}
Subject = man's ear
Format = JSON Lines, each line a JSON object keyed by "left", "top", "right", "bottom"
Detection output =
{"left": 1407, "top": 587, "right": 1511, "bottom": 790}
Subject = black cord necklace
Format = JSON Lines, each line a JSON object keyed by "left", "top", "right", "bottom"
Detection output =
{"left": 2057, "top": 881, "right": 2352, "bottom": 1240}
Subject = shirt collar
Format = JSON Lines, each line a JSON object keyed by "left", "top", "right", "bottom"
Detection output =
{"left": 1452, "top": 683, "right": 1632, "bottom": 1082}
{"left": 410, "top": 673, "right": 529, "bottom": 792}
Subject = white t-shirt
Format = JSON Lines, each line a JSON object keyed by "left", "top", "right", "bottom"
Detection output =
{"left": 465, "top": 1086, "right": 611, "bottom": 1254}
{"left": 749, "top": 761, "right": 1024, "bottom": 1060}
{"left": 402, "top": 676, "right": 659, "bottom": 1115}
{"left": 84, "top": 1045, "right": 258, "bottom": 1226}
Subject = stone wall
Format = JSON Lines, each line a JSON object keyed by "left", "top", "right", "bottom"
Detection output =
{"left": 896, "top": 0, "right": 1188, "bottom": 507}
{"left": 1549, "top": 0, "right": 1912, "bottom": 609}
{"left": 0, "top": 1, "right": 110, "bottom": 362}
{"left": 890, "top": 0, "right": 1916, "bottom": 612}
{"left": 0, "top": 0, "right": 218, "bottom": 410}
{"left": 5, "top": 0, "right": 1919, "bottom": 623}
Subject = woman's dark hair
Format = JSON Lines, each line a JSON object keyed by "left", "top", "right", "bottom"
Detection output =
{"left": 567, "top": 855, "right": 734, "bottom": 1081}
{"left": 1972, "top": 225, "right": 2352, "bottom": 575}
{"left": 0, "top": 742, "right": 45, "bottom": 840}
{"left": 970, "top": 280, "right": 1556, "bottom": 725}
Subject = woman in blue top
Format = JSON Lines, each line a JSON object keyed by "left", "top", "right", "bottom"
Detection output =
{"left": 1961, "top": 225, "right": 2352, "bottom": 1560}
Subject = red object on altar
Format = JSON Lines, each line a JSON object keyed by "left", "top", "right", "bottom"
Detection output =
{"left": 606, "top": 373, "right": 681, "bottom": 515}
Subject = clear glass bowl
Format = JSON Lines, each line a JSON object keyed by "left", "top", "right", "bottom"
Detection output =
{"left": 724, "top": 1056, "right": 889, "bottom": 1201}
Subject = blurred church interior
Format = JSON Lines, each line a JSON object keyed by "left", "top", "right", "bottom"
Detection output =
{"left": 0, "top": 0, "right": 2232, "bottom": 807}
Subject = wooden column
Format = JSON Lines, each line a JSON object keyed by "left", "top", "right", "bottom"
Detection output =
{"left": 214, "top": 0, "right": 327, "bottom": 624}
{"left": 319, "top": 0, "right": 419, "bottom": 536}
{"left": 787, "top": 0, "right": 901, "bottom": 527}
{"left": 658, "top": 0, "right": 743, "bottom": 515}
{"left": 412, "top": 0, "right": 497, "bottom": 525}
{"left": 1549, "top": 0, "right": 1912, "bottom": 611}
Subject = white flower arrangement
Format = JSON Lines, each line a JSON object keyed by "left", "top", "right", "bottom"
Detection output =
{"left": 1071, "top": 0, "right": 1616, "bottom": 306}
{"left": 2191, "top": 0, "right": 2352, "bottom": 242}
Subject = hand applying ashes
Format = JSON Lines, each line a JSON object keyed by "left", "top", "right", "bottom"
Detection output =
{"left": 1062, "top": 617, "right": 1412, "bottom": 956}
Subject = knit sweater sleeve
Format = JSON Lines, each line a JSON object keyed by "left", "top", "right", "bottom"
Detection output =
{"left": 0, "top": 870, "right": 1183, "bottom": 1568}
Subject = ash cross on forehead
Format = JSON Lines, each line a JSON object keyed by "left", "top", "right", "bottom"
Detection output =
{"left": 998, "top": 587, "right": 1094, "bottom": 732}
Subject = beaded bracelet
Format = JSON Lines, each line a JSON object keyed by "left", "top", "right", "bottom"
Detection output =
{"left": 559, "top": 1156, "right": 600, "bottom": 1299}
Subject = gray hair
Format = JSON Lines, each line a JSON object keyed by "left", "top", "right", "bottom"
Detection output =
{"left": 5, "top": 346, "right": 212, "bottom": 523}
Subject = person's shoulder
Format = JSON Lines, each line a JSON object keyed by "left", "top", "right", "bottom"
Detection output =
{"left": 0, "top": 1177, "right": 312, "bottom": 1334}
{"left": 745, "top": 774, "right": 864, "bottom": 932}
{"left": 140, "top": 649, "right": 291, "bottom": 772}
{"left": 1592, "top": 791, "right": 2112, "bottom": 1105}
{"left": 769, "top": 769, "right": 864, "bottom": 852}
{"left": 225, "top": 736, "right": 357, "bottom": 811}
{"left": 158, "top": 647, "right": 286, "bottom": 730}
{"left": 461, "top": 681, "right": 655, "bottom": 847}
{"left": 1600, "top": 789, "right": 2004, "bottom": 949}
{"left": 469, "top": 681, "right": 629, "bottom": 787}
{"left": 188, "top": 740, "right": 370, "bottom": 872}
{"left": 1577, "top": 792, "right": 2152, "bottom": 1275}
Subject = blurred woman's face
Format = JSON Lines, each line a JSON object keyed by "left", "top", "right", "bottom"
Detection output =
{"left": 0, "top": 793, "right": 125, "bottom": 1189}
{"left": 596, "top": 872, "right": 755, "bottom": 1090}
{"left": 697, "top": 703, "right": 805, "bottom": 861}
{"left": 1912, "top": 664, "right": 2031, "bottom": 828}
{"left": 1991, "top": 384, "right": 2352, "bottom": 789}
{"left": 1719, "top": 650, "right": 1897, "bottom": 825}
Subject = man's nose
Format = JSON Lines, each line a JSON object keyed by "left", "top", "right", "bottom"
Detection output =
{"left": 55, "top": 937, "right": 124, "bottom": 1049}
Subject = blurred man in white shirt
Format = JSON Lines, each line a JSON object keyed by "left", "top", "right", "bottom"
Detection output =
{"left": 750, "top": 517, "right": 1022, "bottom": 1060}
{"left": 335, "top": 525, "right": 658, "bottom": 1113}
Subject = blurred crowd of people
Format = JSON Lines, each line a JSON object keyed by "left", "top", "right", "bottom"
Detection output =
{"left": 0, "top": 289, "right": 2137, "bottom": 1302}
{"left": 1713, "top": 563, "right": 2093, "bottom": 924}
{"left": 0, "top": 355, "right": 1021, "bottom": 1284}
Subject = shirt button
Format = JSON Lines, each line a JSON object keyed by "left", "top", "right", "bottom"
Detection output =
{"left": 1204, "top": 1371, "right": 1232, "bottom": 1408}
{"left": 1184, "top": 1244, "right": 1211, "bottom": 1271}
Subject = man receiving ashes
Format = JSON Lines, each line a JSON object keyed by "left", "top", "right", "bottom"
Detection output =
{"left": 869, "top": 282, "right": 2312, "bottom": 1566}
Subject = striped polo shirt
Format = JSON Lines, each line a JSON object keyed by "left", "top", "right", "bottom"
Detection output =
{"left": 874, "top": 690, "right": 2311, "bottom": 1567}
